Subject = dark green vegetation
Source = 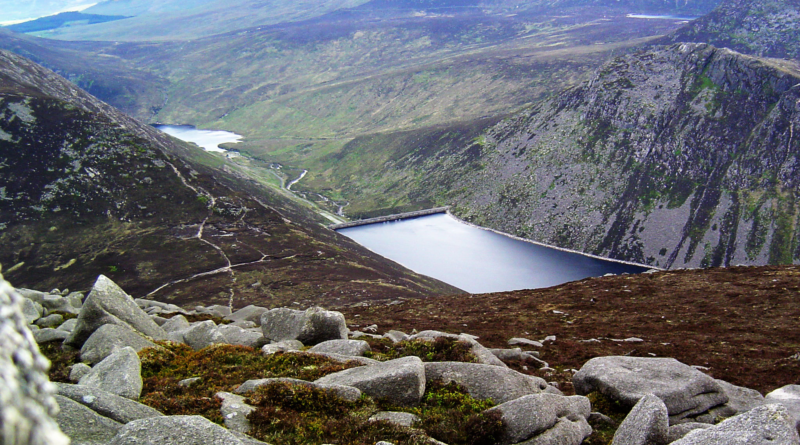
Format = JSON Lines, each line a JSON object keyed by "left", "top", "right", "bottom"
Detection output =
{"left": 0, "top": 49, "right": 459, "bottom": 309}
{"left": 4, "top": 12, "right": 129, "bottom": 34}
{"left": 245, "top": 380, "right": 503, "bottom": 445}
{"left": 661, "top": 0, "right": 800, "bottom": 60}
{"left": 41, "top": 337, "right": 502, "bottom": 445}
{"left": 311, "top": 42, "right": 800, "bottom": 268}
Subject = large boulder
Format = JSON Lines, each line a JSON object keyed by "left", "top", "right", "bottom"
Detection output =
{"left": 55, "top": 395, "right": 122, "bottom": 445}
{"left": 573, "top": 357, "right": 728, "bottom": 422}
{"left": 766, "top": 385, "right": 800, "bottom": 430}
{"left": 261, "top": 307, "right": 348, "bottom": 345}
{"left": 487, "top": 393, "right": 591, "bottom": 445}
{"left": 35, "top": 313, "right": 64, "bottom": 328}
{"left": 315, "top": 356, "right": 426, "bottom": 406}
{"left": 217, "top": 324, "right": 266, "bottom": 348}
{"left": 20, "top": 297, "right": 43, "bottom": 323}
{"left": 309, "top": 339, "right": 370, "bottom": 357}
{"left": 64, "top": 275, "right": 168, "bottom": 348}
{"left": 33, "top": 328, "right": 70, "bottom": 344}
{"left": 670, "top": 404, "right": 800, "bottom": 445}
{"left": 40, "top": 294, "right": 79, "bottom": 315}
{"left": 225, "top": 305, "right": 269, "bottom": 325}
{"left": 183, "top": 321, "right": 226, "bottom": 350}
{"left": 108, "top": 415, "right": 250, "bottom": 445}
{"left": 56, "top": 383, "right": 163, "bottom": 424}
{"left": 0, "top": 275, "right": 70, "bottom": 445}
{"left": 160, "top": 315, "right": 191, "bottom": 333}
{"left": 692, "top": 380, "right": 765, "bottom": 424}
{"left": 612, "top": 394, "right": 669, "bottom": 445}
{"left": 79, "top": 347, "right": 143, "bottom": 400}
{"left": 80, "top": 324, "right": 160, "bottom": 365}
{"left": 57, "top": 318, "right": 78, "bottom": 332}
{"left": 667, "top": 423, "right": 713, "bottom": 443}
{"left": 424, "top": 361, "right": 548, "bottom": 404}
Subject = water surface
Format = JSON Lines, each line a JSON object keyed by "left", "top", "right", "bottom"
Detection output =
{"left": 154, "top": 124, "right": 242, "bottom": 156}
{"left": 338, "top": 213, "right": 647, "bottom": 294}
{"left": 626, "top": 13, "right": 697, "bottom": 20}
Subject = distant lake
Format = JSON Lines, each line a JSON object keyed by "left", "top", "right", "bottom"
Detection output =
{"left": 154, "top": 124, "right": 242, "bottom": 156}
{"left": 626, "top": 13, "right": 698, "bottom": 20}
{"left": 337, "top": 213, "right": 648, "bottom": 294}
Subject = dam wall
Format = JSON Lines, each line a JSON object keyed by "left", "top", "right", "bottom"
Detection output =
{"left": 329, "top": 207, "right": 450, "bottom": 230}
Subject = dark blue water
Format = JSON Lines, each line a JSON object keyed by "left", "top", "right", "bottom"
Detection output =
{"left": 338, "top": 213, "right": 648, "bottom": 294}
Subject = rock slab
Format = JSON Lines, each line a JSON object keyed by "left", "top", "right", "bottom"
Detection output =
{"left": 487, "top": 393, "right": 591, "bottom": 444}
{"left": 261, "top": 307, "right": 347, "bottom": 345}
{"left": 612, "top": 394, "right": 669, "bottom": 445}
{"left": 79, "top": 346, "right": 143, "bottom": 400}
{"left": 56, "top": 383, "right": 162, "bottom": 424}
{"left": 573, "top": 357, "right": 728, "bottom": 422}
{"left": 315, "top": 356, "right": 425, "bottom": 406}
{"left": 64, "top": 275, "right": 167, "bottom": 348}
{"left": 108, "top": 415, "right": 248, "bottom": 445}
{"left": 424, "top": 361, "right": 548, "bottom": 404}
{"left": 1, "top": 275, "right": 70, "bottom": 445}
{"left": 670, "top": 404, "right": 800, "bottom": 445}
{"left": 80, "top": 323, "right": 159, "bottom": 365}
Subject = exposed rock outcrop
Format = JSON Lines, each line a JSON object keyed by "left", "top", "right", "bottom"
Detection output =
{"left": 0, "top": 274, "right": 69, "bottom": 445}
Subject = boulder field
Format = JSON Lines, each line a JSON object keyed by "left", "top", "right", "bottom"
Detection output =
{"left": 5, "top": 273, "right": 800, "bottom": 445}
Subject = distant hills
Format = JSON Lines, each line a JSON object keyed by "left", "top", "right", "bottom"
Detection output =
{"left": 4, "top": 12, "right": 129, "bottom": 34}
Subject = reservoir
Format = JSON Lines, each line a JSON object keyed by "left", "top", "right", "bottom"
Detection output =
{"left": 626, "top": 13, "right": 698, "bottom": 20}
{"left": 154, "top": 124, "right": 242, "bottom": 156}
{"left": 338, "top": 213, "right": 648, "bottom": 294}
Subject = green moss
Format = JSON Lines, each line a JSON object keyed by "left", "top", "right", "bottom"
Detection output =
{"left": 582, "top": 391, "right": 631, "bottom": 445}
{"left": 38, "top": 340, "right": 81, "bottom": 383}
{"left": 378, "top": 380, "right": 504, "bottom": 445}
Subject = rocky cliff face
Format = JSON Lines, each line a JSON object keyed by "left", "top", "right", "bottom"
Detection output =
{"left": 661, "top": 0, "right": 800, "bottom": 60}
{"left": 0, "top": 50, "right": 459, "bottom": 307}
{"left": 327, "top": 43, "right": 800, "bottom": 268}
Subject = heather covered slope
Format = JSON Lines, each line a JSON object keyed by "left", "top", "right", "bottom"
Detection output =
{"left": 307, "top": 43, "right": 800, "bottom": 268}
{"left": 0, "top": 50, "right": 460, "bottom": 308}
{"left": 342, "top": 265, "right": 800, "bottom": 396}
{"left": 0, "top": 28, "right": 167, "bottom": 120}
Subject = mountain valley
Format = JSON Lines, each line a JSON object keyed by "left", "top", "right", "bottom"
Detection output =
{"left": 0, "top": 49, "right": 459, "bottom": 309}
{"left": 4, "top": 0, "right": 800, "bottom": 444}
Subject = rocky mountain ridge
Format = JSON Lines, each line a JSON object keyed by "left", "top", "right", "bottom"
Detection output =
{"left": 661, "top": 0, "right": 800, "bottom": 60}
{"left": 0, "top": 49, "right": 459, "bottom": 308}
{"left": 315, "top": 42, "right": 800, "bottom": 268}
